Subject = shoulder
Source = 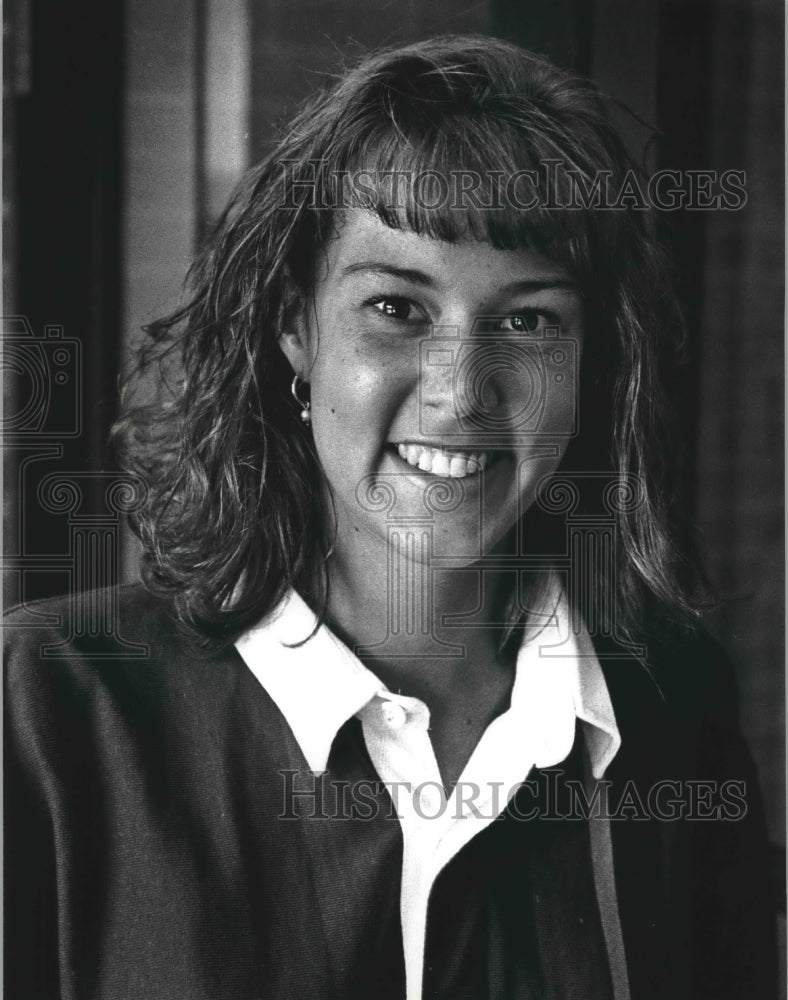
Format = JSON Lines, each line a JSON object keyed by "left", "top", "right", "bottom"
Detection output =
{"left": 4, "top": 584, "right": 242, "bottom": 739}
{"left": 597, "top": 621, "right": 767, "bottom": 809}
{"left": 4, "top": 584, "right": 272, "bottom": 790}
{"left": 650, "top": 621, "right": 741, "bottom": 720}
{"left": 3, "top": 583, "right": 233, "bottom": 691}
{"left": 5, "top": 584, "right": 169, "bottom": 729}
{"left": 5, "top": 582, "right": 177, "bottom": 656}
{"left": 598, "top": 619, "right": 741, "bottom": 728}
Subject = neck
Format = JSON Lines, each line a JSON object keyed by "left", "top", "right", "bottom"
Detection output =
{"left": 321, "top": 516, "right": 518, "bottom": 701}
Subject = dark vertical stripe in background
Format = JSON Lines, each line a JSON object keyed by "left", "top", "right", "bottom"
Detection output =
{"left": 7, "top": 0, "right": 124, "bottom": 600}
{"left": 193, "top": 0, "right": 208, "bottom": 248}
{"left": 654, "top": 0, "right": 714, "bottom": 522}
{"left": 695, "top": 0, "right": 785, "bottom": 908}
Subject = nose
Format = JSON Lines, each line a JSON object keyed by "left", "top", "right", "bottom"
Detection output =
{"left": 420, "top": 323, "right": 495, "bottom": 424}
{"left": 420, "top": 324, "right": 539, "bottom": 436}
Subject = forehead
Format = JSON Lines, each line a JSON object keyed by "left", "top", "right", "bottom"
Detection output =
{"left": 320, "top": 210, "right": 572, "bottom": 290}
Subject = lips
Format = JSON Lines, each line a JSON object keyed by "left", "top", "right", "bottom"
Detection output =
{"left": 395, "top": 442, "right": 489, "bottom": 478}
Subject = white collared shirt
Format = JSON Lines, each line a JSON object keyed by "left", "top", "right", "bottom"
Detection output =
{"left": 236, "top": 585, "right": 626, "bottom": 1000}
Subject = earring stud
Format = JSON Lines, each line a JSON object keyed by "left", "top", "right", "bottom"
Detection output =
{"left": 291, "top": 375, "right": 311, "bottom": 426}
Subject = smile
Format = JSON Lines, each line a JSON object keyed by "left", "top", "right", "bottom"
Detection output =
{"left": 395, "top": 443, "right": 489, "bottom": 478}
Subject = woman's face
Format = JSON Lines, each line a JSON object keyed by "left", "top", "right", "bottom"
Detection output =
{"left": 280, "top": 210, "right": 584, "bottom": 564}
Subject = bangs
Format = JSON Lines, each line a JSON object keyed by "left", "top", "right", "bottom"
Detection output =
{"left": 316, "top": 101, "right": 610, "bottom": 284}
{"left": 279, "top": 41, "right": 638, "bottom": 294}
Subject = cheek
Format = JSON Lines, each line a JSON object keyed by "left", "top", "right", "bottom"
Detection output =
{"left": 309, "top": 332, "right": 413, "bottom": 428}
{"left": 307, "top": 355, "right": 414, "bottom": 491}
{"left": 532, "top": 343, "right": 581, "bottom": 437}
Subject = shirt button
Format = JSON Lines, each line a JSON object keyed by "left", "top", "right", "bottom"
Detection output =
{"left": 380, "top": 701, "right": 407, "bottom": 730}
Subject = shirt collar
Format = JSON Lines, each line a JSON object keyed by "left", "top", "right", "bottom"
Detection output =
{"left": 235, "top": 590, "right": 381, "bottom": 773}
{"left": 510, "top": 589, "right": 621, "bottom": 778}
{"left": 235, "top": 586, "right": 620, "bottom": 779}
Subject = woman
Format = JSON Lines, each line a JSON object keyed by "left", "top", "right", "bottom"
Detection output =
{"left": 5, "top": 34, "right": 776, "bottom": 1000}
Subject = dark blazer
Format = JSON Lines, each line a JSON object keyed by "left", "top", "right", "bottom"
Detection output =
{"left": 4, "top": 585, "right": 777, "bottom": 999}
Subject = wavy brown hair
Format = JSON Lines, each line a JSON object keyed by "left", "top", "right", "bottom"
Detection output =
{"left": 115, "top": 34, "right": 699, "bottom": 648}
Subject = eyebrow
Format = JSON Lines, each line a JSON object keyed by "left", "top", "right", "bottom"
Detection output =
{"left": 341, "top": 263, "right": 435, "bottom": 286}
{"left": 340, "top": 262, "right": 578, "bottom": 293}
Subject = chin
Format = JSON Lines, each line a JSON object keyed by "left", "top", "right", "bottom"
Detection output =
{"left": 399, "top": 513, "right": 516, "bottom": 566}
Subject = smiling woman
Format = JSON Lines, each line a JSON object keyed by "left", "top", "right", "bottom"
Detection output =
{"left": 4, "top": 33, "right": 777, "bottom": 1000}
{"left": 280, "top": 212, "right": 584, "bottom": 579}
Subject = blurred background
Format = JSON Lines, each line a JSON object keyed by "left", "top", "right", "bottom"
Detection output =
{"left": 3, "top": 0, "right": 784, "bottom": 979}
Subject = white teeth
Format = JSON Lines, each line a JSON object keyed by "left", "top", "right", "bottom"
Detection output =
{"left": 431, "top": 453, "right": 451, "bottom": 476}
{"left": 395, "top": 443, "right": 490, "bottom": 478}
{"left": 449, "top": 456, "right": 467, "bottom": 478}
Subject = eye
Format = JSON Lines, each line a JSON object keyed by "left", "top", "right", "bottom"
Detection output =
{"left": 476, "top": 309, "right": 555, "bottom": 335}
{"left": 498, "top": 310, "right": 544, "bottom": 334}
{"left": 370, "top": 296, "right": 417, "bottom": 321}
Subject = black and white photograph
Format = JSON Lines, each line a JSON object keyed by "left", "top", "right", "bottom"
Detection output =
{"left": 3, "top": 1, "right": 785, "bottom": 997}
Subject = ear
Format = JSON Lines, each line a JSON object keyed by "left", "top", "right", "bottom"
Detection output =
{"left": 278, "top": 274, "right": 313, "bottom": 378}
